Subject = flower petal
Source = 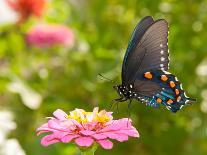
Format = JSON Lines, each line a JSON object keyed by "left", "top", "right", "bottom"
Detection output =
{"left": 92, "top": 134, "right": 107, "bottom": 140}
{"left": 41, "top": 135, "right": 61, "bottom": 147}
{"left": 102, "top": 132, "right": 128, "bottom": 142}
{"left": 82, "top": 122, "right": 97, "bottom": 130}
{"left": 61, "top": 134, "right": 79, "bottom": 143}
{"left": 53, "top": 109, "right": 68, "bottom": 120}
{"left": 118, "top": 129, "right": 139, "bottom": 137}
{"left": 97, "top": 139, "right": 113, "bottom": 149}
{"left": 80, "top": 130, "right": 95, "bottom": 136}
{"left": 75, "top": 137, "right": 94, "bottom": 147}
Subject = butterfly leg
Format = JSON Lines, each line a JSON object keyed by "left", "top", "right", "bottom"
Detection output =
{"left": 127, "top": 99, "right": 132, "bottom": 118}
{"left": 114, "top": 97, "right": 128, "bottom": 102}
{"left": 127, "top": 99, "right": 132, "bottom": 126}
{"left": 110, "top": 97, "right": 128, "bottom": 112}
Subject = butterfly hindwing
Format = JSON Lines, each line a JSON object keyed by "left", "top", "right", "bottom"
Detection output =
{"left": 133, "top": 70, "right": 195, "bottom": 112}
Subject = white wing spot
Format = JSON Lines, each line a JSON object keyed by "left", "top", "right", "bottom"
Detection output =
{"left": 163, "top": 70, "right": 171, "bottom": 74}
{"left": 184, "top": 92, "right": 188, "bottom": 98}
{"left": 166, "top": 106, "right": 171, "bottom": 110}
{"left": 161, "top": 57, "right": 165, "bottom": 61}
{"left": 160, "top": 50, "right": 164, "bottom": 54}
{"left": 160, "top": 64, "right": 164, "bottom": 67}
{"left": 160, "top": 44, "right": 163, "bottom": 47}
{"left": 129, "top": 84, "right": 133, "bottom": 88}
{"left": 180, "top": 84, "right": 183, "bottom": 89}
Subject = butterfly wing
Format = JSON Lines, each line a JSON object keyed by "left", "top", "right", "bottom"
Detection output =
{"left": 122, "top": 16, "right": 154, "bottom": 84}
{"left": 122, "top": 18, "right": 169, "bottom": 84}
{"left": 132, "top": 70, "right": 196, "bottom": 112}
{"left": 120, "top": 16, "right": 195, "bottom": 112}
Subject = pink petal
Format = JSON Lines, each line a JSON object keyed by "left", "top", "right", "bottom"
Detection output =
{"left": 41, "top": 135, "right": 61, "bottom": 147}
{"left": 53, "top": 109, "right": 68, "bottom": 120}
{"left": 97, "top": 139, "right": 113, "bottom": 149}
{"left": 102, "top": 133, "right": 128, "bottom": 142}
{"left": 37, "top": 123, "right": 58, "bottom": 134}
{"left": 92, "top": 134, "right": 107, "bottom": 140}
{"left": 70, "top": 119, "right": 83, "bottom": 129}
{"left": 75, "top": 137, "right": 94, "bottom": 147}
{"left": 61, "top": 134, "right": 79, "bottom": 143}
{"left": 82, "top": 122, "right": 97, "bottom": 130}
{"left": 80, "top": 130, "right": 95, "bottom": 136}
{"left": 101, "top": 118, "right": 133, "bottom": 132}
{"left": 37, "top": 130, "right": 50, "bottom": 136}
{"left": 36, "top": 123, "right": 49, "bottom": 131}
{"left": 48, "top": 119, "right": 66, "bottom": 131}
{"left": 117, "top": 129, "right": 139, "bottom": 137}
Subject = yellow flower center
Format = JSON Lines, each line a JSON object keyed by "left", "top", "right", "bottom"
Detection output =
{"left": 67, "top": 108, "right": 111, "bottom": 124}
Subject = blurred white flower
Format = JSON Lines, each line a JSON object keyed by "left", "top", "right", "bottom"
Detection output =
{"left": 201, "top": 90, "right": 207, "bottom": 113}
{"left": 192, "top": 21, "right": 203, "bottom": 32}
{"left": 0, "top": 111, "right": 16, "bottom": 145}
{"left": 1, "top": 139, "right": 26, "bottom": 155}
{"left": 7, "top": 78, "right": 42, "bottom": 109}
{"left": 0, "top": 111, "right": 25, "bottom": 155}
{"left": 196, "top": 59, "right": 207, "bottom": 76}
{"left": 0, "top": 0, "right": 18, "bottom": 24}
{"left": 78, "top": 40, "right": 90, "bottom": 53}
{"left": 159, "top": 2, "right": 172, "bottom": 13}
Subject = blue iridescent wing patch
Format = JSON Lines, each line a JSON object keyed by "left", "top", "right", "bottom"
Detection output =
{"left": 134, "top": 70, "right": 196, "bottom": 112}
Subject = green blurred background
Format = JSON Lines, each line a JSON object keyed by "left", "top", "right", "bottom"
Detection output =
{"left": 0, "top": 0, "right": 207, "bottom": 155}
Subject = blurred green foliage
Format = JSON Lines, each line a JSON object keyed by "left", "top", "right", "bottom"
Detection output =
{"left": 0, "top": 0, "right": 207, "bottom": 155}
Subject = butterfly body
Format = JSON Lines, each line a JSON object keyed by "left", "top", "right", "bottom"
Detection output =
{"left": 114, "top": 16, "right": 196, "bottom": 112}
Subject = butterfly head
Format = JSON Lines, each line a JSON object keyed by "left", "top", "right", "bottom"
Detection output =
{"left": 113, "top": 85, "right": 122, "bottom": 96}
{"left": 113, "top": 84, "right": 128, "bottom": 98}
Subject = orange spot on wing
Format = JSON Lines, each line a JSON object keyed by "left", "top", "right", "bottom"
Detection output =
{"left": 167, "top": 99, "right": 173, "bottom": 104}
{"left": 156, "top": 98, "right": 162, "bottom": 103}
{"left": 169, "top": 81, "right": 176, "bottom": 88}
{"left": 144, "top": 72, "right": 153, "bottom": 79}
{"left": 161, "top": 75, "right": 168, "bottom": 81}
{"left": 175, "top": 89, "right": 180, "bottom": 95}
{"left": 177, "top": 96, "right": 181, "bottom": 102}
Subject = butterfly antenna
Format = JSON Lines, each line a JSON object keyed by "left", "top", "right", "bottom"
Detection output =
{"left": 98, "top": 74, "right": 115, "bottom": 83}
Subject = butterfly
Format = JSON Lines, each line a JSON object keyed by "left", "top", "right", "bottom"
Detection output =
{"left": 113, "top": 16, "right": 196, "bottom": 113}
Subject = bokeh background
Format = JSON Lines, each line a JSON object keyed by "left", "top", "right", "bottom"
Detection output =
{"left": 0, "top": 0, "right": 206, "bottom": 155}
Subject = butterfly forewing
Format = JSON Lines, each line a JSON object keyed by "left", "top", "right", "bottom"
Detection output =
{"left": 122, "top": 16, "right": 154, "bottom": 84}
{"left": 122, "top": 19, "right": 169, "bottom": 84}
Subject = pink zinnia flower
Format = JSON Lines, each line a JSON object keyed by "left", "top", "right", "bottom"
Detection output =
{"left": 26, "top": 24, "right": 75, "bottom": 48}
{"left": 37, "top": 107, "right": 139, "bottom": 149}
{"left": 7, "top": 0, "right": 46, "bottom": 23}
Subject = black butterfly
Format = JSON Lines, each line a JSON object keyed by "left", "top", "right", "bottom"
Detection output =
{"left": 113, "top": 16, "right": 196, "bottom": 113}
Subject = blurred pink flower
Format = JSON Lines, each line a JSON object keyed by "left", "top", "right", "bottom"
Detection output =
{"left": 26, "top": 24, "right": 75, "bottom": 48}
{"left": 37, "top": 107, "right": 139, "bottom": 149}
{"left": 7, "top": 0, "right": 46, "bottom": 23}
